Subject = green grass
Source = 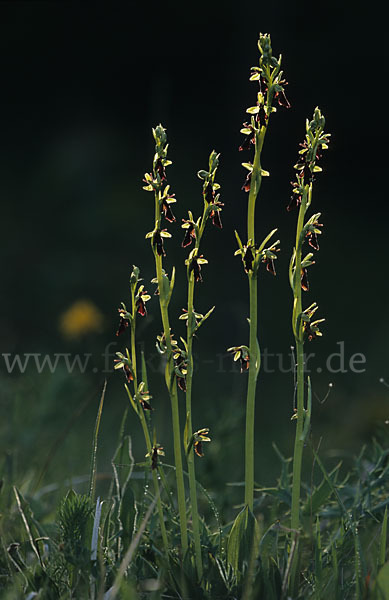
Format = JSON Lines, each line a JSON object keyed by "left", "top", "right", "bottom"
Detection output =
{"left": 2, "top": 432, "right": 389, "bottom": 598}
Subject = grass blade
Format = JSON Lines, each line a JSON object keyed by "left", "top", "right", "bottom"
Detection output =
{"left": 105, "top": 492, "right": 158, "bottom": 600}
{"left": 91, "top": 497, "right": 103, "bottom": 562}
{"left": 315, "top": 517, "right": 323, "bottom": 599}
{"left": 89, "top": 380, "right": 107, "bottom": 503}
{"left": 379, "top": 506, "right": 388, "bottom": 569}
{"left": 331, "top": 541, "right": 339, "bottom": 599}
{"left": 13, "top": 487, "right": 43, "bottom": 568}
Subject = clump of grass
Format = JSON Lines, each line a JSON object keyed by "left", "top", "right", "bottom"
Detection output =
{"left": 3, "top": 31, "right": 389, "bottom": 600}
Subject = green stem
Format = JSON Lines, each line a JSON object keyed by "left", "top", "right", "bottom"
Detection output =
{"left": 244, "top": 125, "right": 266, "bottom": 511}
{"left": 290, "top": 188, "right": 308, "bottom": 532}
{"left": 138, "top": 405, "right": 169, "bottom": 556}
{"left": 245, "top": 274, "right": 260, "bottom": 510}
{"left": 129, "top": 293, "right": 169, "bottom": 557}
{"left": 130, "top": 287, "right": 138, "bottom": 389}
{"left": 186, "top": 273, "right": 203, "bottom": 581}
{"left": 247, "top": 127, "right": 265, "bottom": 242}
{"left": 155, "top": 251, "right": 188, "bottom": 554}
{"left": 290, "top": 339, "right": 304, "bottom": 531}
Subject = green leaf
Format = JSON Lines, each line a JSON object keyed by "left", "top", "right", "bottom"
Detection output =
{"left": 257, "top": 228, "right": 278, "bottom": 253}
{"left": 375, "top": 562, "right": 389, "bottom": 599}
{"left": 312, "top": 447, "right": 353, "bottom": 531}
{"left": 120, "top": 485, "right": 136, "bottom": 552}
{"left": 111, "top": 435, "right": 134, "bottom": 499}
{"left": 301, "top": 376, "right": 312, "bottom": 442}
{"left": 184, "top": 411, "right": 191, "bottom": 454}
{"left": 302, "top": 461, "right": 342, "bottom": 516}
{"left": 259, "top": 522, "right": 279, "bottom": 570}
{"left": 167, "top": 267, "right": 175, "bottom": 304}
{"left": 256, "top": 486, "right": 291, "bottom": 506}
{"left": 141, "top": 348, "right": 149, "bottom": 390}
{"left": 315, "top": 517, "right": 323, "bottom": 596}
{"left": 100, "top": 500, "right": 113, "bottom": 550}
{"left": 13, "top": 487, "right": 43, "bottom": 566}
{"left": 196, "top": 306, "right": 215, "bottom": 332}
{"left": 89, "top": 380, "right": 107, "bottom": 503}
{"left": 330, "top": 541, "right": 339, "bottom": 599}
{"left": 234, "top": 230, "right": 243, "bottom": 250}
{"left": 124, "top": 384, "right": 138, "bottom": 416}
{"left": 227, "top": 505, "right": 260, "bottom": 573}
{"left": 379, "top": 507, "right": 388, "bottom": 569}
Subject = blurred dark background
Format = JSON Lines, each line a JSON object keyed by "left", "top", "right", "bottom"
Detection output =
{"left": 1, "top": 1, "right": 388, "bottom": 508}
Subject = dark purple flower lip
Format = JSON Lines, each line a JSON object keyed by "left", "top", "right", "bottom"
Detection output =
{"left": 177, "top": 376, "right": 187, "bottom": 392}
{"left": 241, "top": 171, "right": 252, "bottom": 193}
{"left": 244, "top": 245, "right": 255, "bottom": 272}
{"left": 136, "top": 298, "right": 146, "bottom": 316}
{"left": 204, "top": 182, "right": 215, "bottom": 203}
{"left": 209, "top": 200, "right": 224, "bottom": 229}
{"left": 146, "top": 227, "right": 172, "bottom": 256}
{"left": 194, "top": 440, "right": 203, "bottom": 457}
{"left": 155, "top": 157, "right": 167, "bottom": 182}
{"left": 190, "top": 258, "right": 202, "bottom": 282}
{"left": 114, "top": 351, "right": 135, "bottom": 382}
{"left": 113, "top": 361, "right": 134, "bottom": 382}
{"left": 181, "top": 222, "right": 196, "bottom": 248}
{"left": 239, "top": 122, "right": 256, "bottom": 152}
{"left": 123, "top": 364, "right": 134, "bottom": 382}
{"left": 185, "top": 250, "right": 208, "bottom": 283}
{"left": 146, "top": 445, "right": 164, "bottom": 470}
{"left": 161, "top": 197, "right": 176, "bottom": 223}
{"left": 155, "top": 231, "right": 164, "bottom": 256}
{"left": 116, "top": 316, "right": 128, "bottom": 337}
{"left": 193, "top": 428, "right": 211, "bottom": 457}
{"left": 234, "top": 240, "right": 255, "bottom": 273}
{"left": 192, "top": 257, "right": 207, "bottom": 282}
{"left": 116, "top": 304, "right": 131, "bottom": 336}
{"left": 301, "top": 268, "right": 309, "bottom": 291}
{"left": 134, "top": 285, "right": 151, "bottom": 316}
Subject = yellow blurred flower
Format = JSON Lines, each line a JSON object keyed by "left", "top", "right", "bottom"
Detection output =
{"left": 59, "top": 299, "right": 104, "bottom": 339}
